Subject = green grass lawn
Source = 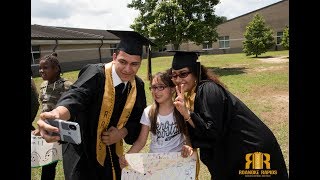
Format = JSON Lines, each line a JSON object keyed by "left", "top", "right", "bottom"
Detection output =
{"left": 31, "top": 50, "right": 289, "bottom": 180}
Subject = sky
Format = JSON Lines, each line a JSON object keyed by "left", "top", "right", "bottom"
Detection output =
{"left": 31, "top": 0, "right": 283, "bottom": 30}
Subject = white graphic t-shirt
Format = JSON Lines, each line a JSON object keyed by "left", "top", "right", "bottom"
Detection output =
{"left": 140, "top": 105, "right": 185, "bottom": 153}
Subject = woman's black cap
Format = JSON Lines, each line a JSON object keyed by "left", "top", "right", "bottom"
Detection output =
{"left": 168, "top": 50, "right": 203, "bottom": 70}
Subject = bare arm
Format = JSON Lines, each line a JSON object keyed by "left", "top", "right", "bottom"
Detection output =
{"left": 127, "top": 124, "right": 149, "bottom": 153}
{"left": 119, "top": 124, "right": 149, "bottom": 169}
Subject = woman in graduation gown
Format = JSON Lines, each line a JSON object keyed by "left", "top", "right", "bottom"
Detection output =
{"left": 169, "top": 50, "right": 288, "bottom": 180}
{"left": 37, "top": 30, "right": 155, "bottom": 180}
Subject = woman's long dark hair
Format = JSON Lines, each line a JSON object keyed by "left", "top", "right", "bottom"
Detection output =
{"left": 200, "top": 65, "right": 226, "bottom": 88}
{"left": 149, "top": 70, "right": 187, "bottom": 136}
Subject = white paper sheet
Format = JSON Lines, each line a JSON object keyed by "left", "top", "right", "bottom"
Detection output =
{"left": 31, "top": 133, "right": 62, "bottom": 168}
{"left": 121, "top": 152, "right": 197, "bottom": 180}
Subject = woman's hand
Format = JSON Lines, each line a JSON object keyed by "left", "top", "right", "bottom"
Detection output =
{"left": 173, "top": 84, "right": 189, "bottom": 119}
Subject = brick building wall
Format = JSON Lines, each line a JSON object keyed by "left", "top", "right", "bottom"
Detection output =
{"left": 31, "top": 39, "right": 151, "bottom": 76}
{"left": 31, "top": 40, "right": 116, "bottom": 76}
{"left": 211, "top": 0, "right": 289, "bottom": 53}
{"left": 171, "top": 0, "right": 289, "bottom": 54}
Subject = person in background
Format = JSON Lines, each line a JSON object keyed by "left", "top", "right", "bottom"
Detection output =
{"left": 119, "top": 71, "right": 194, "bottom": 169}
{"left": 34, "top": 52, "right": 73, "bottom": 180}
{"left": 169, "top": 50, "right": 288, "bottom": 180}
{"left": 31, "top": 69, "right": 39, "bottom": 130}
{"left": 36, "top": 31, "right": 155, "bottom": 180}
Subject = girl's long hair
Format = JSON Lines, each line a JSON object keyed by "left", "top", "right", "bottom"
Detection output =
{"left": 149, "top": 70, "right": 187, "bottom": 136}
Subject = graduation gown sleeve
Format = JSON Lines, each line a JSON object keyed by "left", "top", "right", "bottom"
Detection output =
{"left": 56, "top": 63, "right": 105, "bottom": 121}
{"left": 188, "top": 81, "right": 228, "bottom": 148}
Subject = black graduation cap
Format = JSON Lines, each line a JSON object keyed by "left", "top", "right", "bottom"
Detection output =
{"left": 107, "top": 30, "right": 156, "bottom": 81}
{"left": 107, "top": 30, "right": 155, "bottom": 56}
{"left": 168, "top": 50, "right": 204, "bottom": 83}
{"left": 167, "top": 50, "right": 203, "bottom": 70}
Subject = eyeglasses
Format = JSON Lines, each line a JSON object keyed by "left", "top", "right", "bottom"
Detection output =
{"left": 170, "top": 71, "right": 192, "bottom": 79}
{"left": 149, "top": 85, "right": 168, "bottom": 91}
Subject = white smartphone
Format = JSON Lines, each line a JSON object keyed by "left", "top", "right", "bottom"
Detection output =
{"left": 45, "top": 119, "right": 82, "bottom": 145}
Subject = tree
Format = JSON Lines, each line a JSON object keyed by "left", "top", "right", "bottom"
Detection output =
{"left": 220, "top": 16, "right": 227, "bottom": 23}
{"left": 281, "top": 26, "right": 289, "bottom": 50}
{"left": 243, "top": 14, "right": 275, "bottom": 57}
{"left": 128, "top": 0, "right": 223, "bottom": 50}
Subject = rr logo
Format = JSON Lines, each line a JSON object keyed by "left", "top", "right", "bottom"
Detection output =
{"left": 245, "top": 152, "right": 270, "bottom": 169}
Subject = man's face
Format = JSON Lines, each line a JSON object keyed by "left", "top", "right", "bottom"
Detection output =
{"left": 112, "top": 50, "right": 142, "bottom": 82}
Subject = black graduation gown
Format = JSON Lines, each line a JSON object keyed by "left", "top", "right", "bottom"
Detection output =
{"left": 188, "top": 80, "right": 288, "bottom": 180}
{"left": 56, "top": 63, "right": 146, "bottom": 180}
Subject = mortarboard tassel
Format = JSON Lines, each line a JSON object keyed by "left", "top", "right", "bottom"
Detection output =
{"left": 112, "top": 166, "right": 116, "bottom": 180}
{"left": 108, "top": 145, "right": 117, "bottom": 180}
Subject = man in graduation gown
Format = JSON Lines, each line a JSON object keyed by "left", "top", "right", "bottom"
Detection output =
{"left": 169, "top": 50, "right": 288, "bottom": 180}
{"left": 37, "top": 30, "right": 155, "bottom": 180}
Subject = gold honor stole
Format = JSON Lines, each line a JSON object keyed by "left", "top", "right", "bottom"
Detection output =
{"left": 96, "top": 62, "right": 137, "bottom": 168}
{"left": 185, "top": 86, "right": 200, "bottom": 180}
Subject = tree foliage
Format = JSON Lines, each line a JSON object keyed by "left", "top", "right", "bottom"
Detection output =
{"left": 220, "top": 16, "right": 227, "bottom": 23}
{"left": 243, "top": 14, "right": 275, "bottom": 57}
{"left": 128, "top": 0, "right": 223, "bottom": 50}
{"left": 281, "top": 26, "right": 289, "bottom": 50}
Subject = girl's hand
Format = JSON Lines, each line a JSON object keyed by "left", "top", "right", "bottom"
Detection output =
{"left": 119, "top": 154, "right": 129, "bottom": 169}
{"left": 32, "top": 129, "right": 41, "bottom": 136}
{"left": 181, "top": 145, "right": 193, "bottom": 158}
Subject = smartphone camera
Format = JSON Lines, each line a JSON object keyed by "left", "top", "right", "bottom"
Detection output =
{"left": 69, "top": 124, "right": 77, "bottom": 130}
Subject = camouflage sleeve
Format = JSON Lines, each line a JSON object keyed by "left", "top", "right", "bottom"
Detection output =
{"left": 39, "top": 81, "right": 47, "bottom": 102}
{"left": 63, "top": 80, "right": 73, "bottom": 91}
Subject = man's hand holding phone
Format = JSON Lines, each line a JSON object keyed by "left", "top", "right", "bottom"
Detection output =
{"left": 44, "top": 119, "right": 82, "bottom": 145}
{"left": 37, "top": 106, "right": 80, "bottom": 144}
{"left": 37, "top": 109, "right": 61, "bottom": 143}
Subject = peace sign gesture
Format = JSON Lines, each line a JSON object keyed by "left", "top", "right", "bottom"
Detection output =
{"left": 174, "top": 84, "right": 189, "bottom": 119}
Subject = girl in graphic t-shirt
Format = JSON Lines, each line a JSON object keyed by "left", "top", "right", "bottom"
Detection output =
{"left": 119, "top": 70, "right": 194, "bottom": 168}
